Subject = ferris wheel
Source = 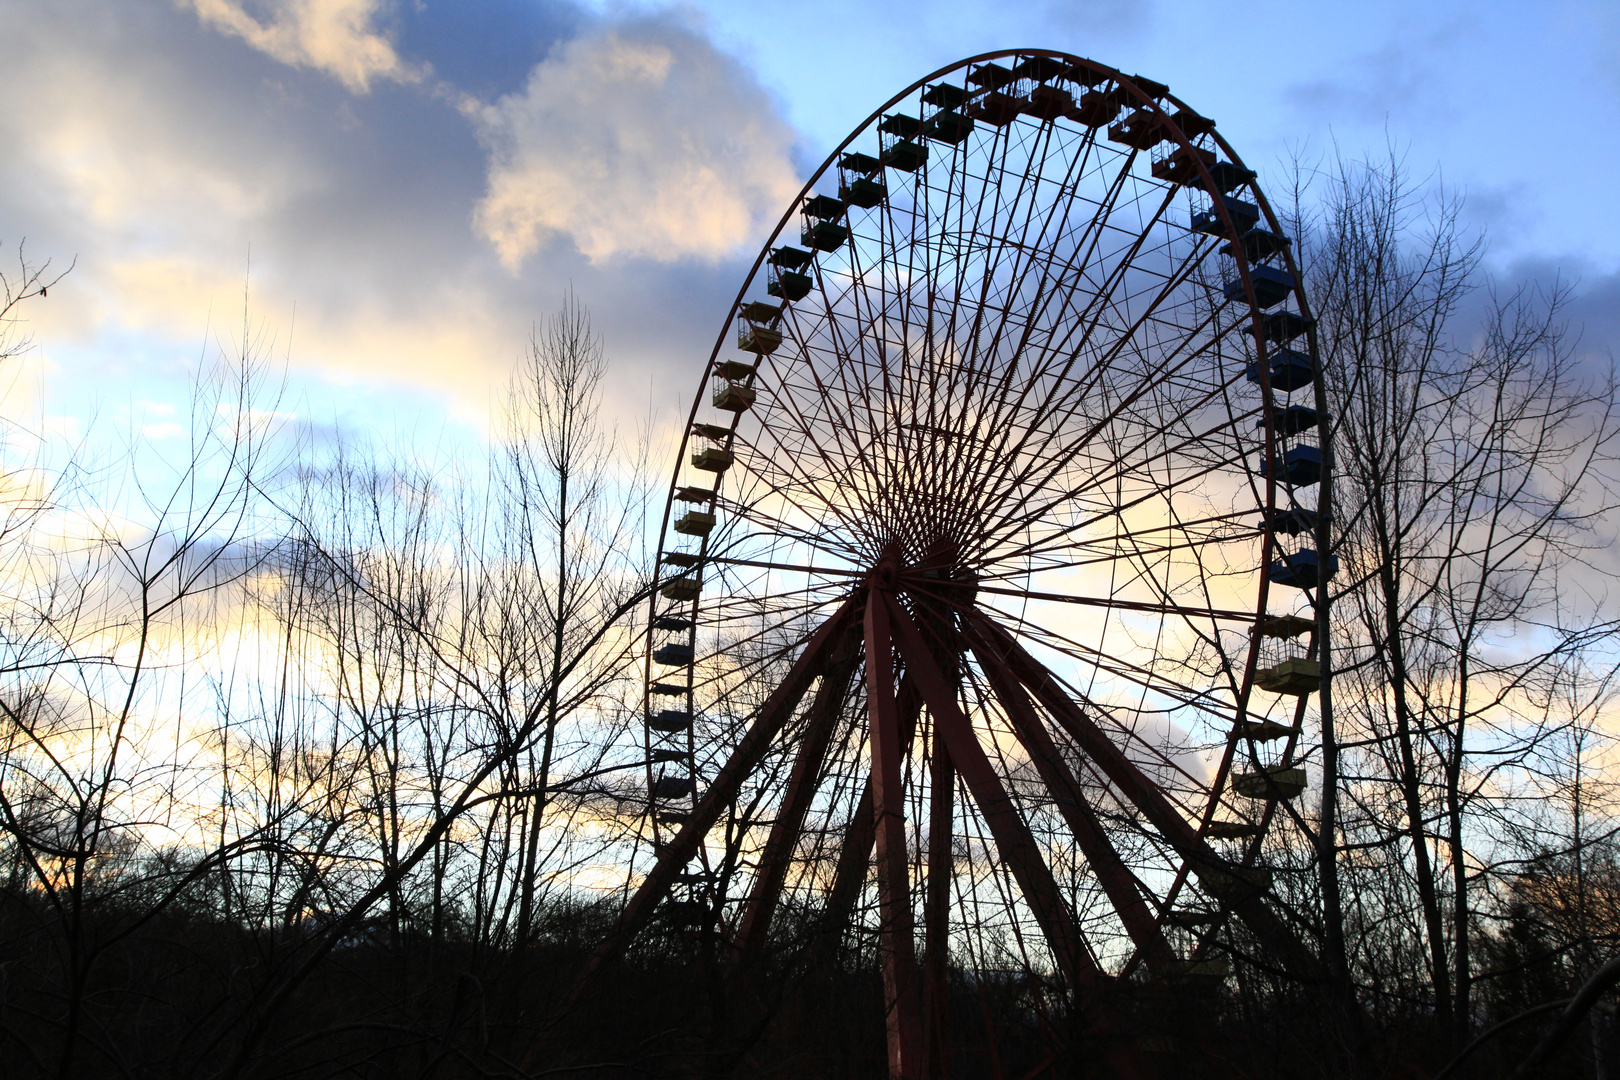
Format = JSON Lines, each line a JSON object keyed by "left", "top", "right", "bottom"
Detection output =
{"left": 597, "top": 49, "right": 1332, "bottom": 1075}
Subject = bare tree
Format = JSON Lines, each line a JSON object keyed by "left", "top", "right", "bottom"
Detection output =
{"left": 199, "top": 291, "right": 654, "bottom": 1075}
{"left": 0, "top": 241, "right": 71, "bottom": 366}
{"left": 504, "top": 291, "right": 638, "bottom": 950}
{"left": 1302, "top": 148, "right": 1620, "bottom": 1060}
{"left": 0, "top": 281, "right": 664, "bottom": 1078}
{"left": 0, "top": 325, "right": 291, "bottom": 1077}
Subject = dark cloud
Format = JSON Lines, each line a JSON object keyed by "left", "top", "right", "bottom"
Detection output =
{"left": 1286, "top": 18, "right": 1469, "bottom": 128}
{"left": 1043, "top": 0, "right": 1152, "bottom": 39}
{"left": 390, "top": 0, "right": 585, "bottom": 101}
{"left": 1557, "top": 267, "right": 1620, "bottom": 367}
{"left": 1448, "top": 255, "right": 1620, "bottom": 380}
{"left": 1458, "top": 181, "right": 1541, "bottom": 253}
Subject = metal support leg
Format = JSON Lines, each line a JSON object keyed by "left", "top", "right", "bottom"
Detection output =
{"left": 735, "top": 633, "right": 861, "bottom": 955}
{"left": 817, "top": 676, "right": 921, "bottom": 951}
{"left": 923, "top": 728, "right": 954, "bottom": 1078}
{"left": 970, "top": 611, "right": 1325, "bottom": 984}
{"left": 882, "top": 591, "right": 1100, "bottom": 991}
{"left": 867, "top": 584, "right": 926, "bottom": 1079}
{"left": 964, "top": 618, "right": 1177, "bottom": 975}
{"left": 574, "top": 593, "right": 863, "bottom": 1002}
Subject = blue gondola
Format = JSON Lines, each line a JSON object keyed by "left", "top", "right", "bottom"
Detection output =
{"left": 1222, "top": 228, "right": 1291, "bottom": 263}
{"left": 769, "top": 271, "right": 813, "bottom": 301}
{"left": 648, "top": 709, "right": 691, "bottom": 732}
{"left": 841, "top": 177, "right": 887, "bottom": 209}
{"left": 1254, "top": 404, "right": 1322, "bottom": 436}
{"left": 802, "top": 221, "right": 849, "bottom": 252}
{"left": 1258, "top": 444, "right": 1322, "bottom": 487}
{"left": 968, "top": 62, "right": 1014, "bottom": 89}
{"left": 803, "top": 194, "right": 845, "bottom": 220}
{"left": 1271, "top": 549, "right": 1338, "bottom": 589}
{"left": 1225, "top": 264, "right": 1296, "bottom": 309}
{"left": 653, "top": 643, "right": 694, "bottom": 666}
{"left": 839, "top": 151, "right": 881, "bottom": 174}
{"left": 882, "top": 140, "right": 928, "bottom": 172}
{"left": 1201, "top": 161, "right": 1255, "bottom": 195}
{"left": 1012, "top": 56, "right": 1067, "bottom": 82}
{"left": 1245, "top": 347, "right": 1316, "bottom": 391}
{"left": 1259, "top": 509, "right": 1327, "bottom": 536}
{"left": 653, "top": 776, "right": 695, "bottom": 799}
{"left": 878, "top": 114, "right": 922, "bottom": 139}
{"left": 924, "top": 110, "right": 974, "bottom": 144}
{"left": 768, "top": 246, "right": 812, "bottom": 270}
{"left": 1192, "top": 196, "right": 1260, "bottom": 236}
{"left": 1264, "top": 310, "right": 1312, "bottom": 343}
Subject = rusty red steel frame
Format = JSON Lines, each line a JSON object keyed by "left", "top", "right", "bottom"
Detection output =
{"left": 582, "top": 47, "right": 1335, "bottom": 1080}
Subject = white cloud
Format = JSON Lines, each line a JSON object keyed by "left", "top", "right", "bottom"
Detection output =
{"left": 469, "top": 15, "right": 802, "bottom": 268}
{"left": 141, "top": 421, "right": 187, "bottom": 440}
{"left": 0, "top": 0, "right": 783, "bottom": 443}
{"left": 181, "top": 0, "right": 417, "bottom": 93}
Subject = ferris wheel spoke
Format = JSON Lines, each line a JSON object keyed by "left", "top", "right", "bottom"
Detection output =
{"left": 960, "top": 582, "right": 1254, "bottom": 623}
{"left": 965, "top": 167, "right": 1175, "bottom": 460}
{"left": 715, "top": 476, "right": 872, "bottom": 564}
{"left": 974, "top": 507, "right": 1256, "bottom": 573}
{"left": 975, "top": 247, "right": 1242, "bottom": 546}
{"left": 974, "top": 340, "right": 1235, "bottom": 555}
{"left": 1003, "top": 485, "right": 1253, "bottom": 575}
{"left": 968, "top": 601, "right": 1237, "bottom": 738}
{"left": 998, "top": 179, "right": 1183, "bottom": 402}
{"left": 909, "top": 130, "right": 1096, "bottom": 491}
{"left": 703, "top": 554, "right": 866, "bottom": 579}
{"left": 986, "top": 399, "right": 1259, "bottom": 566}
{"left": 989, "top": 241, "right": 1236, "bottom": 492}
{"left": 744, "top": 393, "right": 869, "bottom": 527}
{"left": 955, "top": 154, "right": 1141, "bottom": 459}
{"left": 776, "top": 316, "right": 890, "bottom": 535}
{"left": 729, "top": 405, "right": 889, "bottom": 552}
{"left": 961, "top": 125, "right": 1083, "bottom": 398}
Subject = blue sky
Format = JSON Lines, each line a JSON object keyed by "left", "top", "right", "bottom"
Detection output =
{"left": 2, "top": 0, "right": 1616, "bottom": 467}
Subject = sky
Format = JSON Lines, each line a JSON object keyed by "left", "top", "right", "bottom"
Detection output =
{"left": 2, "top": 0, "right": 1618, "bottom": 468}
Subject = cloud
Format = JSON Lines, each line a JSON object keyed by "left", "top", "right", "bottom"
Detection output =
{"left": 0, "top": 0, "right": 782, "bottom": 433}
{"left": 1287, "top": 19, "right": 1469, "bottom": 127}
{"left": 1476, "top": 257, "right": 1620, "bottom": 369}
{"left": 141, "top": 421, "right": 188, "bottom": 439}
{"left": 391, "top": 0, "right": 582, "bottom": 103}
{"left": 180, "top": 0, "right": 417, "bottom": 93}
{"left": 1042, "top": 0, "right": 1151, "bottom": 38}
{"left": 469, "top": 14, "right": 802, "bottom": 268}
